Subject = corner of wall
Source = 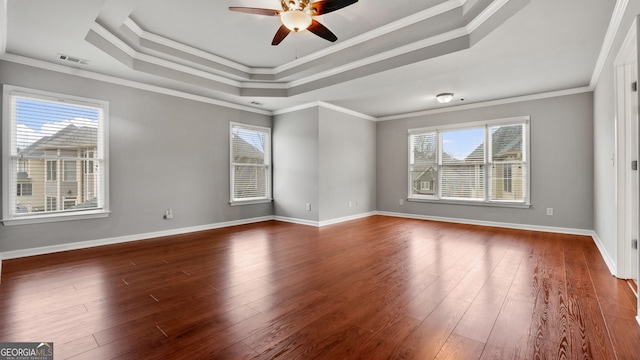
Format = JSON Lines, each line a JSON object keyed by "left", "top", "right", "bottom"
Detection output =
{"left": 591, "top": 231, "right": 618, "bottom": 276}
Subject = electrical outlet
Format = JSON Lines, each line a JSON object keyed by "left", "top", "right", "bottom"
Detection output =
{"left": 348, "top": 201, "right": 352, "bottom": 208}
{"left": 399, "top": 199, "right": 404, "bottom": 205}
{"left": 546, "top": 208, "right": 553, "bottom": 216}
{"left": 306, "top": 203, "right": 311, "bottom": 211}
{"left": 164, "top": 208, "right": 173, "bottom": 220}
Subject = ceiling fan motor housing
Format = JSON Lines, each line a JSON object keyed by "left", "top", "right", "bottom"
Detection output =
{"left": 282, "top": 0, "right": 310, "bottom": 12}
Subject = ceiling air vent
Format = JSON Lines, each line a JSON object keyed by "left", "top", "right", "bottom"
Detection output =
{"left": 57, "top": 54, "right": 89, "bottom": 65}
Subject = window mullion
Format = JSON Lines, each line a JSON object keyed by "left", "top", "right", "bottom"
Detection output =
{"left": 437, "top": 130, "right": 442, "bottom": 200}
{"left": 485, "top": 124, "right": 490, "bottom": 202}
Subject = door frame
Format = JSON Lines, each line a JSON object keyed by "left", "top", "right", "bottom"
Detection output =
{"left": 615, "top": 19, "right": 638, "bottom": 281}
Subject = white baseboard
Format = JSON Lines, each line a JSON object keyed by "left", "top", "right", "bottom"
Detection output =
{"left": 273, "top": 216, "right": 320, "bottom": 227}
{"left": 319, "top": 212, "right": 377, "bottom": 227}
{"left": 274, "top": 211, "right": 376, "bottom": 227}
{"left": 0, "top": 210, "right": 614, "bottom": 285}
{"left": 591, "top": 232, "right": 617, "bottom": 276}
{"left": 0, "top": 212, "right": 374, "bottom": 262}
{"left": 0, "top": 216, "right": 274, "bottom": 260}
{"left": 377, "top": 211, "right": 621, "bottom": 277}
{"left": 376, "top": 211, "right": 594, "bottom": 236}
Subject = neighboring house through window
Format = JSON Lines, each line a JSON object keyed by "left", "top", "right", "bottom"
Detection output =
{"left": 408, "top": 116, "right": 529, "bottom": 206}
{"left": 229, "top": 122, "right": 272, "bottom": 204}
{"left": 2, "top": 85, "right": 109, "bottom": 225}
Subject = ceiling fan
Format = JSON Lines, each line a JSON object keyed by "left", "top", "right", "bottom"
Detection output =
{"left": 229, "top": 0, "right": 358, "bottom": 45}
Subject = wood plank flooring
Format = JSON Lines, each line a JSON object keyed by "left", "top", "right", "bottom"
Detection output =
{"left": 0, "top": 216, "right": 638, "bottom": 359}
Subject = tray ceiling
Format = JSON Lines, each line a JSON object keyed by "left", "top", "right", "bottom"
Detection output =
{"left": 1, "top": 0, "right": 618, "bottom": 117}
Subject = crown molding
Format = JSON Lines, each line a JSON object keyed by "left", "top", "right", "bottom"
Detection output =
{"left": 590, "top": 0, "right": 630, "bottom": 87}
{"left": 275, "top": 0, "right": 465, "bottom": 73}
{"left": 317, "top": 101, "right": 378, "bottom": 121}
{"left": 0, "top": 53, "right": 272, "bottom": 116}
{"left": 288, "top": 28, "right": 470, "bottom": 89}
{"left": 2, "top": 0, "right": 575, "bottom": 121}
{"left": 377, "top": 86, "right": 593, "bottom": 121}
{"left": 0, "top": 49, "right": 596, "bottom": 123}
{"left": 121, "top": 17, "right": 257, "bottom": 75}
{"left": 272, "top": 100, "right": 376, "bottom": 121}
{"left": 90, "top": 23, "right": 242, "bottom": 88}
{"left": 466, "top": 0, "right": 510, "bottom": 32}
{"left": 86, "top": 0, "right": 521, "bottom": 99}
{"left": 0, "top": 0, "right": 6, "bottom": 54}
{"left": 117, "top": 2, "right": 466, "bottom": 80}
{"left": 273, "top": 101, "right": 322, "bottom": 115}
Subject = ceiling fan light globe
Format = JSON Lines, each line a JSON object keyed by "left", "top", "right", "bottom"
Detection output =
{"left": 281, "top": 10, "right": 312, "bottom": 32}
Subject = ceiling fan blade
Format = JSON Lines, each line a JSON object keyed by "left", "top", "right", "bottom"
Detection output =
{"left": 309, "top": 0, "right": 358, "bottom": 16}
{"left": 272, "top": 25, "right": 291, "bottom": 45}
{"left": 228, "top": 7, "right": 280, "bottom": 16}
{"left": 307, "top": 20, "right": 338, "bottom": 42}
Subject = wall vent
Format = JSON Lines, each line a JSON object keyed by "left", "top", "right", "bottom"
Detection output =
{"left": 57, "top": 54, "right": 89, "bottom": 65}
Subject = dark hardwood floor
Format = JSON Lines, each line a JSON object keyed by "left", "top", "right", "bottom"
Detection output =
{"left": 1, "top": 216, "right": 639, "bottom": 359}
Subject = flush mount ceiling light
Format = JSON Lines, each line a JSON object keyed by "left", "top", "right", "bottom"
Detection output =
{"left": 436, "top": 93, "right": 454, "bottom": 103}
{"left": 229, "top": 0, "right": 358, "bottom": 45}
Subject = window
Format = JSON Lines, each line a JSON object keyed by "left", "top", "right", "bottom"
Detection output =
{"left": 408, "top": 116, "right": 529, "bottom": 206}
{"left": 230, "top": 122, "right": 271, "bottom": 204}
{"left": 17, "top": 183, "right": 33, "bottom": 196}
{"left": 84, "top": 151, "right": 95, "bottom": 174}
{"left": 64, "top": 160, "right": 77, "bottom": 181}
{"left": 2, "top": 85, "right": 109, "bottom": 225}
{"left": 46, "top": 160, "right": 57, "bottom": 181}
{"left": 46, "top": 196, "right": 57, "bottom": 212}
{"left": 64, "top": 198, "right": 77, "bottom": 210}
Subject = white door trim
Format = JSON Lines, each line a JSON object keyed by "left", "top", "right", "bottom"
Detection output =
{"left": 615, "top": 19, "right": 638, "bottom": 280}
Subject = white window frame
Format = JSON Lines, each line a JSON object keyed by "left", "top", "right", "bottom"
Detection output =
{"left": 2, "top": 85, "right": 110, "bottom": 225}
{"left": 229, "top": 122, "right": 272, "bottom": 205}
{"left": 408, "top": 116, "right": 530, "bottom": 208}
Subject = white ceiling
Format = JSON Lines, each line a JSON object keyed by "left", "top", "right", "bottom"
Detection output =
{"left": 1, "top": 0, "right": 618, "bottom": 118}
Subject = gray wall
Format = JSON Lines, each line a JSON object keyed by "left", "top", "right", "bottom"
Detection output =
{"left": 273, "top": 105, "right": 377, "bottom": 223}
{"left": 377, "top": 92, "right": 594, "bottom": 230}
{"left": 0, "top": 61, "right": 272, "bottom": 253}
{"left": 593, "top": 2, "right": 640, "bottom": 269}
{"left": 318, "top": 107, "right": 376, "bottom": 221}
{"left": 273, "top": 107, "right": 320, "bottom": 221}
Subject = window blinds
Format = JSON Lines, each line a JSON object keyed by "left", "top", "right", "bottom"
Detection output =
{"left": 408, "top": 117, "right": 528, "bottom": 205}
{"left": 230, "top": 123, "right": 271, "bottom": 202}
{"left": 6, "top": 89, "right": 106, "bottom": 218}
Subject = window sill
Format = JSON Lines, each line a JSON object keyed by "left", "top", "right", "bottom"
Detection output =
{"left": 229, "top": 198, "right": 273, "bottom": 206}
{"left": 407, "top": 198, "right": 531, "bottom": 209}
{"left": 2, "top": 210, "right": 111, "bottom": 226}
